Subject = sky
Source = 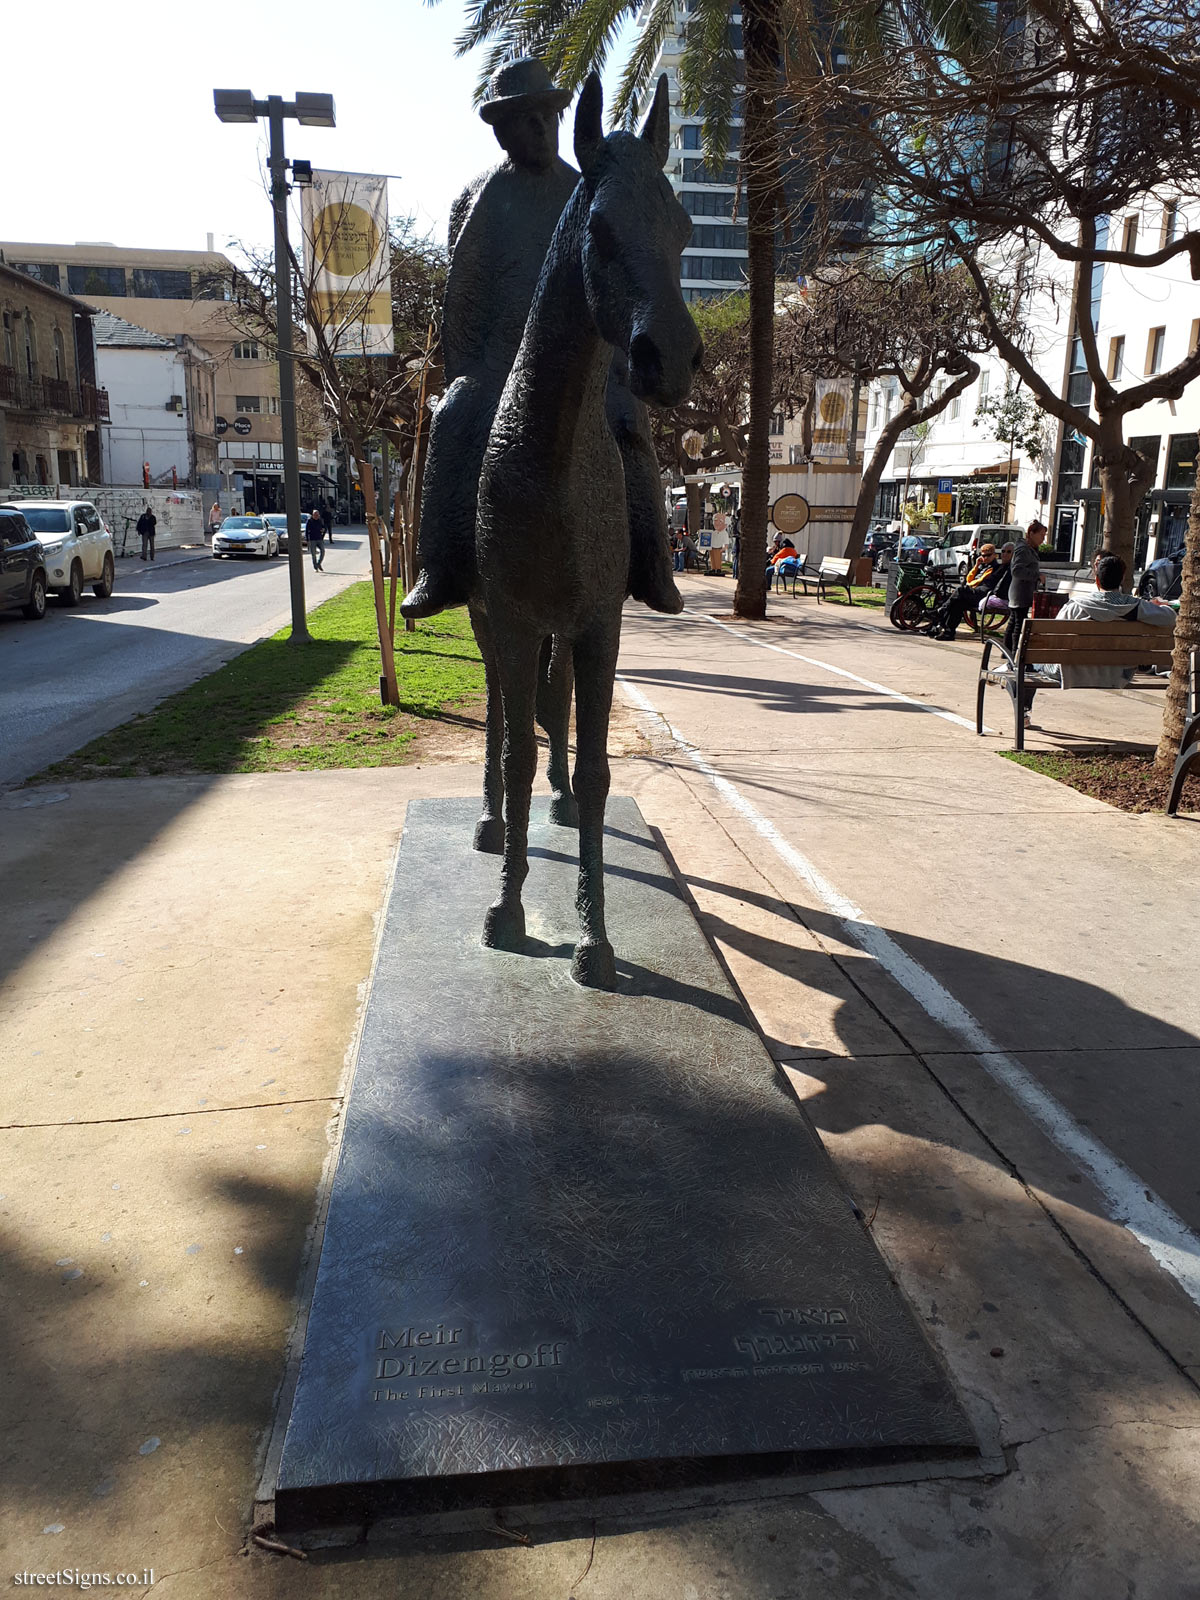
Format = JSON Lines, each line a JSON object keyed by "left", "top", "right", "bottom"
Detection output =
{"left": 5, "top": 0, "right": 634, "bottom": 262}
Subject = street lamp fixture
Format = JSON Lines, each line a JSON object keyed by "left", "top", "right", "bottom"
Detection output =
{"left": 212, "top": 88, "right": 337, "bottom": 644}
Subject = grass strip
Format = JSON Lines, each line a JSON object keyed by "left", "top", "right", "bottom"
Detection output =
{"left": 40, "top": 582, "right": 485, "bottom": 780}
{"left": 1000, "top": 748, "right": 1198, "bottom": 814}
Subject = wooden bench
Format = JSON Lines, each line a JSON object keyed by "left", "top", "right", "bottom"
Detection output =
{"left": 1167, "top": 647, "right": 1200, "bottom": 816}
{"left": 977, "top": 616, "right": 1177, "bottom": 751}
{"left": 797, "top": 555, "right": 854, "bottom": 605}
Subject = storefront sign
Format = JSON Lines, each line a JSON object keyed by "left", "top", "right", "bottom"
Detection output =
{"left": 770, "top": 493, "right": 810, "bottom": 534}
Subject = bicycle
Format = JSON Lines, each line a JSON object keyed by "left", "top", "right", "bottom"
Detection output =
{"left": 890, "top": 567, "right": 1007, "bottom": 636}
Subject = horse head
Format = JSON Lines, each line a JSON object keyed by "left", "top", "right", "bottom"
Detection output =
{"left": 574, "top": 73, "right": 703, "bottom": 408}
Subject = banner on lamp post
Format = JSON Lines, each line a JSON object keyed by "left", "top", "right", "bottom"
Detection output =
{"left": 301, "top": 170, "right": 393, "bottom": 357}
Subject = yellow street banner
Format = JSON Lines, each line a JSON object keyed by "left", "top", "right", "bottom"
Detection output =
{"left": 301, "top": 170, "right": 393, "bottom": 357}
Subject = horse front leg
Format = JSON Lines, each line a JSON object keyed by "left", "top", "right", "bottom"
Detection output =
{"left": 481, "top": 630, "right": 541, "bottom": 953}
{"left": 537, "top": 635, "right": 578, "bottom": 828}
{"left": 470, "top": 603, "right": 505, "bottom": 854}
{"left": 569, "top": 619, "right": 620, "bottom": 990}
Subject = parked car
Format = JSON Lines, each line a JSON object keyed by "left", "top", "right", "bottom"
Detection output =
{"left": 212, "top": 516, "right": 279, "bottom": 560}
{"left": 863, "top": 521, "right": 900, "bottom": 568}
{"left": 926, "top": 522, "right": 1023, "bottom": 577}
{"left": 0, "top": 508, "right": 49, "bottom": 620}
{"left": 0, "top": 498, "right": 115, "bottom": 604}
{"left": 262, "top": 513, "right": 291, "bottom": 551}
{"left": 897, "top": 530, "right": 941, "bottom": 565}
{"left": 1138, "top": 528, "right": 1185, "bottom": 601}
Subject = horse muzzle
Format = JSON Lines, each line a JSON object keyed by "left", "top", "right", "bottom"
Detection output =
{"left": 628, "top": 323, "right": 704, "bottom": 407}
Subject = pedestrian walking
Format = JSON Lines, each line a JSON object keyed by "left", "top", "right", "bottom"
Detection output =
{"left": 137, "top": 505, "right": 157, "bottom": 561}
{"left": 208, "top": 501, "right": 222, "bottom": 540}
{"left": 319, "top": 497, "right": 333, "bottom": 546}
{"left": 306, "top": 508, "right": 325, "bottom": 570}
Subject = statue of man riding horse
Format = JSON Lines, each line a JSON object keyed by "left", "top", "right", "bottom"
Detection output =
{"left": 406, "top": 62, "right": 700, "bottom": 989}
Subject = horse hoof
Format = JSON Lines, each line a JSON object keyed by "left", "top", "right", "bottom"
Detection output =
{"left": 473, "top": 815, "right": 505, "bottom": 854}
{"left": 548, "top": 792, "right": 579, "bottom": 829}
{"left": 571, "top": 939, "right": 617, "bottom": 990}
{"left": 483, "top": 901, "right": 526, "bottom": 952}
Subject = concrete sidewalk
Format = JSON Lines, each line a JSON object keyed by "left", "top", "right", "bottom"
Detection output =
{"left": 2, "top": 591, "right": 1199, "bottom": 1595}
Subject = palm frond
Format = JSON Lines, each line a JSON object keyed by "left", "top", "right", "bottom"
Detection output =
{"left": 611, "top": 0, "right": 678, "bottom": 128}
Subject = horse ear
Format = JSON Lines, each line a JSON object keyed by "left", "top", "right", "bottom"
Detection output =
{"left": 574, "top": 73, "right": 605, "bottom": 176}
{"left": 640, "top": 74, "right": 670, "bottom": 166}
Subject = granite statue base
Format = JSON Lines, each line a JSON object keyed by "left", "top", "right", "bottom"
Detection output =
{"left": 273, "top": 798, "right": 975, "bottom": 1530}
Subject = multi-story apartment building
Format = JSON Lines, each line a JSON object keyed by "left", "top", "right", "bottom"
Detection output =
{"left": 0, "top": 241, "right": 329, "bottom": 508}
{"left": 650, "top": 4, "right": 749, "bottom": 303}
{"left": 0, "top": 261, "right": 108, "bottom": 491}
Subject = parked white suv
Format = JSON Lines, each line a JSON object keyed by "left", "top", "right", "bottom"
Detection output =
{"left": 0, "top": 498, "right": 115, "bottom": 604}
{"left": 926, "top": 522, "right": 1022, "bottom": 578}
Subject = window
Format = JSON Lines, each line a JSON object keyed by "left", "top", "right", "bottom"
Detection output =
{"left": 1165, "top": 434, "right": 1198, "bottom": 490}
{"left": 769, "top": 411, "right": 785, "bottom": 436}
{"left": 131, "top": 268, "right": 193, "bottom": 299}
{"left": 681, "top": 125, "right": 702, "bottom": 149}
{"left": 1108, "top": 336, "right": 1125, "bottom": 379}
{"left": 15, "top": 262, "right": 62, "bottom": 289}
{"left": 23, "top": 313, "right": 37, "bottom": 378}
{"left": 688, "top": 224, "right": 747, "bottom": 251}
{"left": 681, "top": 255, "right": 746, "bottom": 283}
{"left": 1161, "top": 202, "right": 1178, "bottom": 247}
{"left": 235, "top": 395, "right": 261, "bottom": 413}
{"left": 2, "top": 310, "right": 14, "bottom": 370}
{"left": 682, "top": 158, "right": 739, "bottom": 185}
{"left": 233, "top": 341, "right": 261, "bottom": 360}
{"left": 1146, "top": 326, "right": 1166, "bottom": 375}
{"left": 195, "top": 272, "right": 230, "bottom": 301}
{"left": 948, "top": 393, "right": 961, "bottom": 420}
{"left": 978, "top": 370, "right": 989, "bottom": 400}
{"left": 66, "top": 264, "right": 127, "bottom": 297}
{"left": 267, "top": 396, "right": 280, "bottom": 415}
{"left": 53, "top": 327, "right": 65, "bottom": 381}
{"left": 681, "top": 189, "right": 736, "bottom": 218}
{"left": 1191, "top": 320, "right": 1200, "bottom": 356}
{"left": 1121, "top": 216, "right": 1138, "bottom": 254}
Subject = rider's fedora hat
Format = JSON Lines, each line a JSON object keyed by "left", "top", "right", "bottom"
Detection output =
{"left": 479, "top": 58, "right": 571, "bottom": 124}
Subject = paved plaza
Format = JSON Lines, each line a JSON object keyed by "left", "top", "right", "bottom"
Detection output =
{"left": 2, "top": 580, "right": 1198, "bottom": 1596}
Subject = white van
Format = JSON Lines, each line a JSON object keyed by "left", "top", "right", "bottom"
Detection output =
{"left": 926, "top": 522, "right": 1022, "bottom": 577}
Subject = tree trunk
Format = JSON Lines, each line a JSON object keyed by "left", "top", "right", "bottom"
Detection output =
{"left": 844, "top": 409, "right": 913, "bottom": 559}
{"left": 1155, "top": 470, "right": 1200, "bottom": 774}
{"left": 686, "top": 480, "right": 705, "bottom": 539}
{"left": 732, "top": 0, "right": 779, "bottom": 621}
{"left": 351, "top": 437, "right": 400, "bottom": 708}
{"left": 1096, "top": 417, "right": 1154, "bottom": 572}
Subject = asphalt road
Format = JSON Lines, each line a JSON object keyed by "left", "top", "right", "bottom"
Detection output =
{"left": 0, "top": 530, "right": 372, "bottom": 789}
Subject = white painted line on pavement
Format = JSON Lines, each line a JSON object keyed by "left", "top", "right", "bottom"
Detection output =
{"left": 618, "top": 674, "right": 1200, "bottom": 1311}
{"left": 687, "top": 609, "right": 989, "bottom": 734}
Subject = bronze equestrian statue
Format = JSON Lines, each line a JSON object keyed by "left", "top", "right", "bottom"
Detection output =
{"left": 400, "top": 58, "right": 682, "bottom": 624}
{"left": 472, "top": 74, "right": 700, "bottom": 989}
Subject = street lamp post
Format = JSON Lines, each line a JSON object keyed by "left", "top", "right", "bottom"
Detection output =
{"left": 213, "top": 89, "right": 336, "bottom": 644}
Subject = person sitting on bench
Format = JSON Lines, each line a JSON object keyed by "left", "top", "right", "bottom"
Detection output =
{"left": 1022, "top": 550, "right": 1175, "bottom": 727}
{"left": 932, "top": 543, "right": 1001, "bottom": 638}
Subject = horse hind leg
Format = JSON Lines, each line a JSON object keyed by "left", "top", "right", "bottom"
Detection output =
{"left": 482, "top": 629, "right": 540, "bottom": 952}
{"left": 470, "top": 604, "right": 505, "bottom": 854}
{"left": 569, "top": 621, "right": 620, "bottom": 990}
{"left": 537, "top": 635, "right": 578, "bottom": 828}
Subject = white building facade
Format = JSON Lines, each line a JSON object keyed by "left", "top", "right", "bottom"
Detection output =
{"left": 93, "top": 311, "right": 217, "bottom": 488}
{"left": 862, "top": 198, "right": 1200, "bottom": 567}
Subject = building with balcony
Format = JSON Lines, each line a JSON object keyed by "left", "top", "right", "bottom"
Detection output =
{"left": 0, "top": 241, "right": 315, "bottom": 508}
{"left": 0, "top": 262, "right": 108, "bottom": 491}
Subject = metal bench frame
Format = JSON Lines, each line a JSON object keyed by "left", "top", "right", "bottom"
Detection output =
{"left": 1167, "top": 647, "right": 1200, "bottom": 816}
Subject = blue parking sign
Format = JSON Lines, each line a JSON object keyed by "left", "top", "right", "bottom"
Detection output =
{"left": 937, "top": 478, "right": 953, "bottom": 494}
